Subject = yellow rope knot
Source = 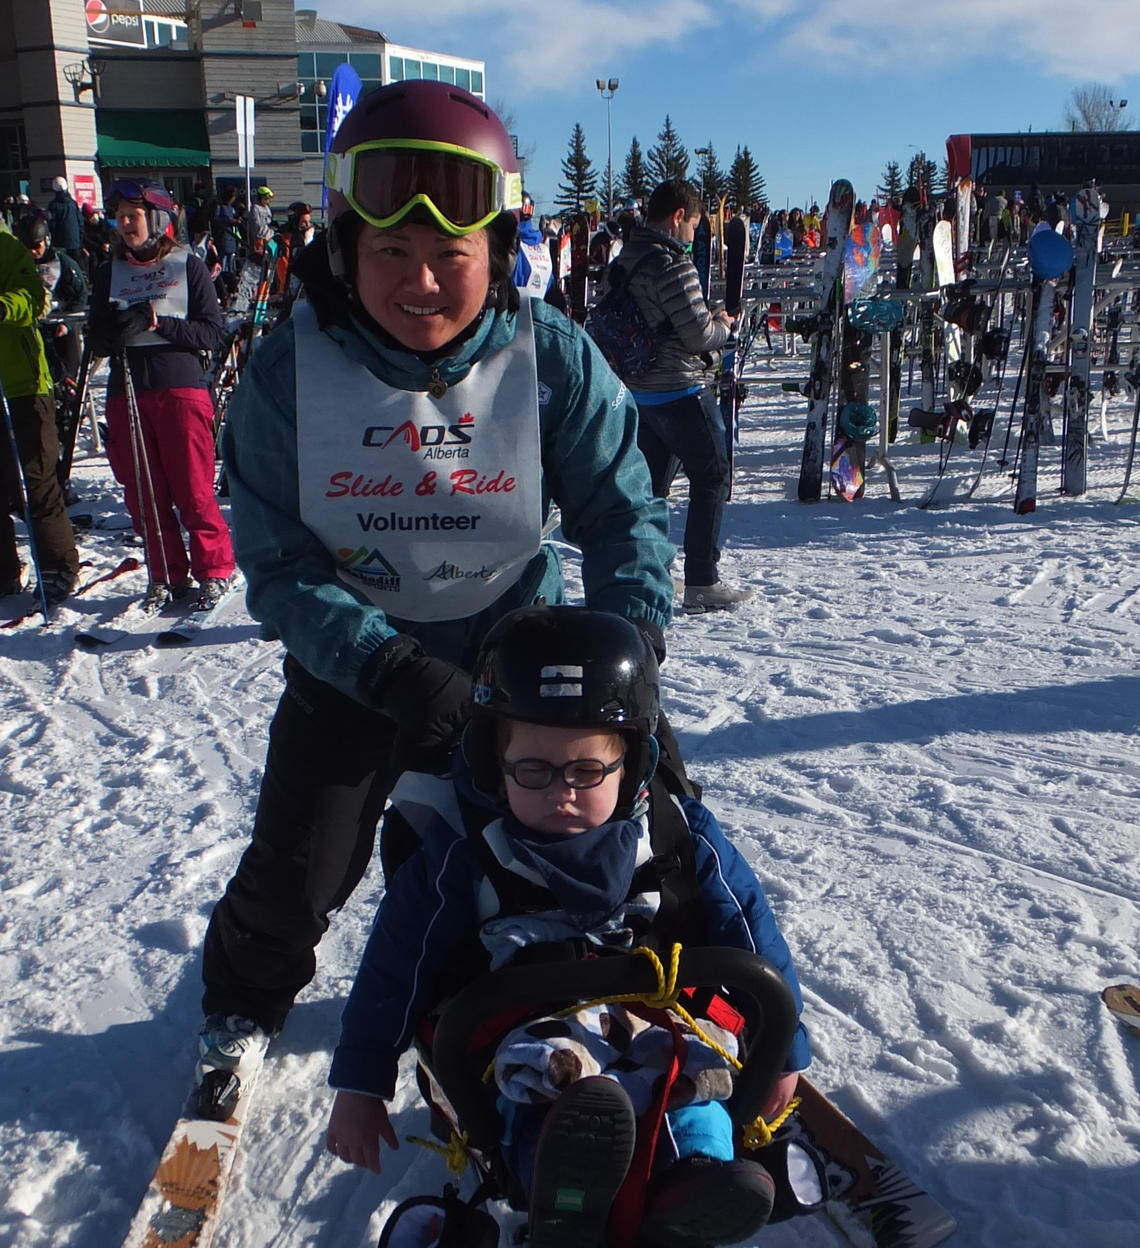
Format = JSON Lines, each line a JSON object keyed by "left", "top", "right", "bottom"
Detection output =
{"left": 406, "top": 1129, "right": 470, "bottom": 1176}
{"left": 741, "top": 1095, "right": 799, "bottom": 1151}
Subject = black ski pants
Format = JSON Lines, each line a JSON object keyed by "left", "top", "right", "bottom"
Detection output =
{"left": 636, "top": 387, "right": 729, "bottom": 588}
{"left": 201, "top": 656, "right": 420, "bottom": 1033}
{"left": 0, "top": 391, "right": 79, "bottom": 582}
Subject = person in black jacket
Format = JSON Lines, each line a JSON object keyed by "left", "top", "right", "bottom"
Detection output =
{"left": 45, "top": 177, "right": 84, "bottom": 267}
{"left": 16, "top": 213, "right": 87, "bottom": 384}
{"left": 85, "top": 178, "right": 234, "bottom": 612}
{"left": 616, "top": 180, "right": 753, "bottom": 613}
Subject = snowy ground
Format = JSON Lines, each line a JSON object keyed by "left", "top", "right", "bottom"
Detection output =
{"left": 2, "top": 327, "right": 1140, "bottom": 1248}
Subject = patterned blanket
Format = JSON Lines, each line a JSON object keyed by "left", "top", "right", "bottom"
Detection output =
{"left": 493, "top": 1003, "right": 739, "bottom": 1115}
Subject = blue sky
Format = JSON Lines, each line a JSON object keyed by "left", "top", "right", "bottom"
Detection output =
{"left": 324, "top": 1, "right": 1140, "bottom": 215}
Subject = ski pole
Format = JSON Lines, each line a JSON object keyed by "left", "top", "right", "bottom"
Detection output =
{"left": 120, "top": 351, "right": 172, "bottom": 591}
{"left": 0, "top": 375, "right": 50, "bottom": 620}
{"left": 1115, "top": 370, "right": 1140, "bottom": 504}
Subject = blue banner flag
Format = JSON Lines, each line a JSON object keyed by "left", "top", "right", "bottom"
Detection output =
{"left": 322, "top": 62, "right": 363, "bottom": 212}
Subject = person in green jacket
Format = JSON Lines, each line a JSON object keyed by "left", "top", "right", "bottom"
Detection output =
{"left": 195, "top": 83, "right": 681, "bottom": 1112}
{"left": 0, "top": 227, "right": 78, "bottom": 605}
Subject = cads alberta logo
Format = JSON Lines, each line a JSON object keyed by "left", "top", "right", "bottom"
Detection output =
{"left": 362, "top": 411, "right": 475, "bottom": 454}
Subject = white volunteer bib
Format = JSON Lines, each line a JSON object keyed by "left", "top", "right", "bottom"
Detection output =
{"left": 109, "top": 251, "right": 190, "bottom": 347}
{"left": 518, "top": 240, "right": 553, "bottom": 296}
{"left": 295, "top": 299, "right": 543, "bottom": 623}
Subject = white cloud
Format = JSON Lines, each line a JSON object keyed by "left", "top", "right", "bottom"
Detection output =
{"left": 321, "top": 1, "right": 718, "bottom": 91}
{"left": 730, "top": 0, "right": 1140, "bottom": 81}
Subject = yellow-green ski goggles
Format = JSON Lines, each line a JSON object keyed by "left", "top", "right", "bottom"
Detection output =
{"left": 325, "top": 139, "right": 523, "bottom": 236}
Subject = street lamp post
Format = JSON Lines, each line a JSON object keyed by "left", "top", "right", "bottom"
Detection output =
{"left": 694, "top": 147, "right": 710, "bottom": 208}
{"left": 596, "top": 77, "right": 619, "bottom": 218}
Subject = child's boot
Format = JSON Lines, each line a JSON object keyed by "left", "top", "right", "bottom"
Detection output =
{"left": 640, "top": 1155, "right": 776, "bottom": 1246}
{"left": 528, "top": 1076, "right": 636, "bottom": 1248}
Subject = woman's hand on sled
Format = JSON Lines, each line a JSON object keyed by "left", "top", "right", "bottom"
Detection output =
{"left": 326, "top": 1089, "right": 399, "bottom": 1173}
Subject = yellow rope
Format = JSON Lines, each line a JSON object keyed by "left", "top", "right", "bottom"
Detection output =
{"left": 479, "top": 943, "right": 792, "bottom": 1148}
{"left": 406, "top": 1129, "right": 470, "bottom": 1176}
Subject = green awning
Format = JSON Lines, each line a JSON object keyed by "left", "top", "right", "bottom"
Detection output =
{"left": 96, "top": 109, "right": 211, "bottom": 168}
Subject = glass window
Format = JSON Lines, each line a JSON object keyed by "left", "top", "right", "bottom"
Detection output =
{"left": 404, "top": 59, "right": 421, "bottom": 79}
{"left": 301, "top": 132, "right": 320, "bottom": 154}
{"left": 299, "top": 106, "right": 319, "bottom": 132}
{"left": 389, "top": 54, "right": 403, "bottom": 80}
{"left": 438, "top": 63, "right": 454, "bottom": 84}
{"left": 0, "top": 120, "right": 28, "bottom": 174}
{"left": 455, "top": 67, "right": 469, "bottom": 91}
{"left": 471, "top": 70, "right": 483, "bottom": 96}
{"left": 349, "top": 53, "right": 379, "bottom": 78}
{"left": 297, "top": 52, "right": 316, "bottom": 77}
{"left": 422, "top": 61, "right": 438, "bottom": 81}
{"left": 315, "top": 53, "right": 346, "bottom": 77}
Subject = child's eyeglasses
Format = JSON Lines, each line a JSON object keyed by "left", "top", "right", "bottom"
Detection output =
{"left": 502, "top": 757, "right": 623, "bottom": 791}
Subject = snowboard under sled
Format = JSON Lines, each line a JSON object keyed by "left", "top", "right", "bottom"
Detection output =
{"left": 377, "top": 947, "right": 956, "bottom": 1247}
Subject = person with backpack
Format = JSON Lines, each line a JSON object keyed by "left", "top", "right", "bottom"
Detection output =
{"left": 325, "top": 606, "right": 810, "bottom": 1248}
{"left": 195, "top": 83, "right": 677, "bottom": 1113}
{"left": 611, "top": 179, "right": 752, "bottom": 613}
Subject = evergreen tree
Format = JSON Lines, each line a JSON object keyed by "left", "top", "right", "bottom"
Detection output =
{"left": 878, "top": 160, "right": 903, "bottom": 202}
{"left": 694, "top": 142, "right": 726, "bottom": 208}
{"left": 727, "top": 146, "right": 764, "bottom": 211}
{"left": 938, "top": 158, "right": 953, "bottom": 195}
{"left": 599, "top": 166, "right": 617, "bottom": 219}
{"left": 645, "top": 115, "right": 689, "bottom": 186}
{"left": 555, "top": 123, "right": 597, "bottom": 214}
{"left": 620, "top": 135, "right": 648, "bottom": 204}
{"left": 905, "top": 150, "right": 939, "bottom": 197}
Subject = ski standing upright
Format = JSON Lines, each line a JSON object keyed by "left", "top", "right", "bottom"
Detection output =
{"left": 797, "top": 179, "right": 855, "bottom": 502}
{"left": 1062, "top": 184, "right": 1105, "bottom": 496}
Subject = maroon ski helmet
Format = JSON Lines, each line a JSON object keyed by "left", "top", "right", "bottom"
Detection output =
{"left": 326, "top": 81, "right": 521, "bottom": 234}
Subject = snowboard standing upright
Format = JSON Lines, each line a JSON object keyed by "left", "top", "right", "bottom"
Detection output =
{"left": 1015, "top": 229, "right": 1074, "bottom": 514}
{"left": 1063, "top": 186, "right": 1105, "bottom": 495}
{"left": 830, "top": 223, "right": 881, "bottom": 500}
{"left": 692, "top": 211, "right": 712, "bottom": 302}
{"left": 797, "top": 179, "right": 855, "bottom": 502}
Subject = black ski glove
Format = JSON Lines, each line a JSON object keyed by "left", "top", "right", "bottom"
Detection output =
{"left": 108, "top": 301, "right": 154, "bottom": 348}
{"left": 358, "top": 633, "right": 472, "bottom": 765}
{"left": 635, "top": 617, "right": 667, "bottom": 665}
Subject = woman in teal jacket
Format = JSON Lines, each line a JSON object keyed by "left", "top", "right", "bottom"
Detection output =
{"left": 197, "top": 83, "right": 675, "bottom": 1107}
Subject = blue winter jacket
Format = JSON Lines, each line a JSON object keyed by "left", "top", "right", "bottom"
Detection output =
{"left": 329, "top": 773, "right": 812, "bottom": 1099}
{"left": 222, "top": 295, "right": 675, "bottom": 700}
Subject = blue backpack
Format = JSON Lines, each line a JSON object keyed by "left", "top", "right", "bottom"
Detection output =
{"left": 585, "top": 254, "right": 666, "bottom": 380}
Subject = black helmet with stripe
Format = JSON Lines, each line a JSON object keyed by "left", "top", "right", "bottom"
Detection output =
{"left": 467, "top": 606, "right": 660, "bottom": 815}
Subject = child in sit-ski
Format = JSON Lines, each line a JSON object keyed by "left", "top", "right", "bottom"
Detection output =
{"left": 326, "top": 607, "right": 811, "bottom": 1248}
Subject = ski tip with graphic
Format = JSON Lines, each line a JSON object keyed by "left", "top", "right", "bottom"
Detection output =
{"left": 792, "top": 1078, "right": 957, "bottom": 1248}
{"left": 1102, "top": 983, "right": 1140, "bottom": 1035}
{"left": 121, "top": 1036, "right": 269, "bottom": 1248}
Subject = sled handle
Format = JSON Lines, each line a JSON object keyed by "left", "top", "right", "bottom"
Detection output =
{"left": 430, "top": 946, "right": 799, "bottom": 1158}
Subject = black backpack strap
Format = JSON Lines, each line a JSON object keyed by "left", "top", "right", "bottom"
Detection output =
{"left": 643, "top": 774, "right": 706, "bottom": 949}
